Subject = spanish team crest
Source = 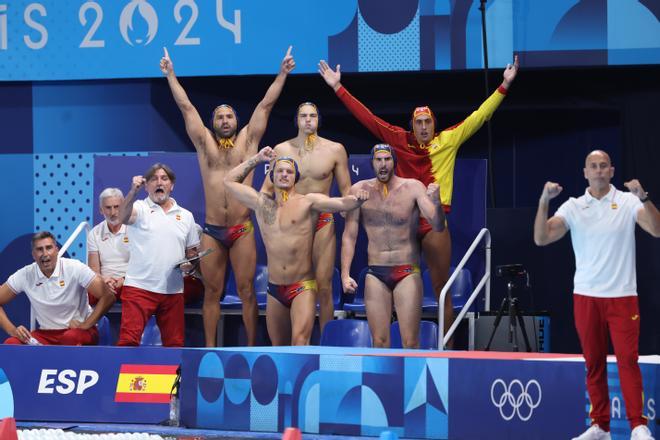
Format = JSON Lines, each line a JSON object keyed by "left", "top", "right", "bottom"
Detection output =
{"left": 176, "top": 214, "right": 181, "bottom": 221}
{"left": 58, "top": 280, "right": 65, "bottom": 287}
{"left": 129, "top": 376, "right": 147, "bottom": 392}
{"left": 123, "top": 237, "right": 129, "bottom": 243}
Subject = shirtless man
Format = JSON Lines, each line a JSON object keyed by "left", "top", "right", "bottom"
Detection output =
{"left": 320, "top": 56, "right": 518, "bottom": 339}
{"left": 341, "top": 145, "right": 445, "bottom": 348}
{"left": 161, "top": 46, "right": 295, "bottom": 346}
{"left": 225, "top": 147, "right": 367, "bottom": 346}
{"left": 261, "top": 102, "right": 352, "bottom": 331}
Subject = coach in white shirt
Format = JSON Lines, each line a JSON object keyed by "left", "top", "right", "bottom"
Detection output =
{"left": 87, "top": 187, "right": 130, "bottom": 304}
{"left": 0, "top": 231, "right": 115, "bottom": 345}
{"left": 117, "top": 163, "right": 199, "bottom": 347}
{"left": 534, "top": 150, "right": 660, "bottom": 440}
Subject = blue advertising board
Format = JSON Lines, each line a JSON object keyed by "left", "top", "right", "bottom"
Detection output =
{"left": 0, "top": 345, "right": 182, "bottom": 423}
{"left": 1, "top": 1, "right": 658, "bottom": 81}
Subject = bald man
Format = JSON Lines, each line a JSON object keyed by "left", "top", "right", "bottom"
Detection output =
{"left": 534, "top": 150, "right": 659, "bottom": 440}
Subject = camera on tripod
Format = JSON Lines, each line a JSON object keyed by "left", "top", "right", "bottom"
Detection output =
{"left": 496, "top": 264, "right": 527, "bottom": 283}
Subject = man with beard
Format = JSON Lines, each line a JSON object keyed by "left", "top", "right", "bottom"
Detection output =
{"left": 0, "top": 231, "right": 115, "bottom": 345}
{"left": 260, "top": 102, "right": 352, "bottom": 332}
{"left": 87, "top": 187, "right": 204, "bottom": 306}
{"left": 225, "top": 148, "right": 367, "bottom": 345}
{"left": 534, "top": 150, "right": 659, "bottom": 440}
{"left": 87, "top": 188, "right": 130, "bottom": 304}
{"left": 319, "top": 56, "right": 519, "bottom": 339}
{"left": 160, "top": 46, "right": 295, "bottom": 346}
{"left": 117, "top": 163, "right": 200, "bottom": 347}
{"left": 341, "top": 145, "right": 445, "bottom": 348}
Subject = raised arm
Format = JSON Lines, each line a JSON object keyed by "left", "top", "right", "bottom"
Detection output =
{"left": 118, "top": 176, "right": 144, "bottom": 225}
{"left": 625, "top": 179, "right": 660, "bottom": 237}
{"left": 225, "top": 147, "right": 277, "bottom": 210}
{"left": 245, "top": 47, "right": 296, "bottom": 152}
{"left": 160, "top": 47, "right": 207, "bottom": 147}
{"left": 439, "top": 55, "right": 519, "bottom": 148}
{"left": 500, "top": 54, "right": 519, "bottom": 91}
{"left": 340, "top": 185, "right": 362, "bottom": 294}
{"left": 307, "top": 189, "right": 369, "bottom": 214}
{"left": 534, "top": 182, "right": 568, "bottom": 246}
{"left": 318, "top": 60, "right": 409, "bottom": 149}
{"left": 414, "top": 182, "right": 446, "bottom": 232}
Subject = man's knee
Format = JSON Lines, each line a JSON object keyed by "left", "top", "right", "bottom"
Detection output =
{"left": 402, "top": 338, "right": 419, "bottom": 349}
{"left": 203, "top": 285, "right": 224, "bottom": 304}
{"left": 236, "top": 279, "right": 254, "bottom": 298}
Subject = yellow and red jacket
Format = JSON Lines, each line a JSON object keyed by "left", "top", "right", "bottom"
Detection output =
{"left": 336, "top": 85, "right": 507, "bottom": 211}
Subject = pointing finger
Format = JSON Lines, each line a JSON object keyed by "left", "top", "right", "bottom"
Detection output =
{"left": 285, "top": 45, "right": 292, "bottom": 57}
{"left": 163, "top": 47, "right": 169, "bottom": 59}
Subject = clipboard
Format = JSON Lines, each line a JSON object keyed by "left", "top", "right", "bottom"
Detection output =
{"left": 174, "top": 248, "right": 214, "bottom": 268}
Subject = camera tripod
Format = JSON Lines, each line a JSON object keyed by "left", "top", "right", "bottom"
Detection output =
{"left": 484, "top": 280, "right": 532, "bottom": 352}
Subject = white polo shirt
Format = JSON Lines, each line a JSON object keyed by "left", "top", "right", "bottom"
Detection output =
{"left": 555, "top": 185, "right": 642, "bottom": 298}
{"left": 6, "top": 257, "right": 95, "bottom": 330}
{"left": 87, "top": 221, "right": 130, "bottom": 277}
{"left": 124, "top": 197, "right": 199, "bottom": 294}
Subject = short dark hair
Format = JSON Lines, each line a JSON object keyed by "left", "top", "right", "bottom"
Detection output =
{"left": 144, "top": 163, "right": 176, "bottom": 184}
{"left": 31, "top": 231, "right": 57, "bottom": 249}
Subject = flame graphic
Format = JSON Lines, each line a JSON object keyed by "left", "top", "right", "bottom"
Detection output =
{"left": 119, "top": 0, "right": 158, "bottom": 46}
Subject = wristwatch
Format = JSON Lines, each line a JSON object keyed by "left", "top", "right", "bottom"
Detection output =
{"left": 639, "top": 193, "right": 650, "bottom": 203}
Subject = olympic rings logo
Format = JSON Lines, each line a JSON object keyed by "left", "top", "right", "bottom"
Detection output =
{"left": 490, "top": 379, "right": 542, "bottom": 421}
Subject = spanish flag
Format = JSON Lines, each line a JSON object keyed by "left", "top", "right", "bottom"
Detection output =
{"left": 114, "top": 364, "right": 177, "bottom": 404}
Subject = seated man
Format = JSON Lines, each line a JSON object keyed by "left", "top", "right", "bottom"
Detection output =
{"left": 117, "top": 163, "right": 199, "bottom": 347}
{"left": 341, "top": 145, "right": 445, "bottom": 348}
{"left": 0, "top": 231, "right": 115, "bottom": 345}
{"left": 87, "top": 188, "right": 203, "bottom": 306}
{"left": 87, "top": 187, "right": 130, "bottom": 304}
{"left": 224, "top": 147, "right": 367, "bottom": 345}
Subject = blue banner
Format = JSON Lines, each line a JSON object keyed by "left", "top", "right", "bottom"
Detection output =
{"left": 0, "top": 0, "right": 658, "bottom": 81}
{"left": 0, "top": 345, "right": 182, "bottom": 423}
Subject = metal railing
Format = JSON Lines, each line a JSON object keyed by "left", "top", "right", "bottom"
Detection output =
{"left": 30, "top": 221, "right": 91, "bottom": 330}
{"left": 438, "top": 228, "right": 491, "bottom": 350}
{"left": 58, "top": 221, "right": 91, "bottom": 259}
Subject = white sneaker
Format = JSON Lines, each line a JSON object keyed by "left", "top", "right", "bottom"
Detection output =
{"left": 631, "top": 425, "right": 655, "bottom": 440}
{"left": 572, "top": 425, "right": 612, "bottom": 440}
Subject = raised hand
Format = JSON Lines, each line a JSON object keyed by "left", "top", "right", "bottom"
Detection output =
{"left": 624, "top": 179, "right": 647, "bottom": 200}
{"left": 426, "top": 183, "right": 440, "bottom": 202}
{"left": 131, "top": 175, "right": 146, "bottom": 191}
{"left": 160, "top": 47, "right": 173, "bottom": 75}
{"left": 318, "top": 60, "right": 341, "bottom": 91}
{"left": 502, "top": 54, "right": 519, "bottom": 88}
{"left": 257, "top": 146, "right": 277, "bottom": 163}
{"left": 541, "top": 181, "right": 562, "bottom": 202}
{"left": 280, "top": 46, "right": 296, "bottom": 75}
{"left": 342, "top": 275, "right": 357, "bottom": 294}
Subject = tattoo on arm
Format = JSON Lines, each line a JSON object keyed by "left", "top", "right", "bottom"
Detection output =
{"left": 235, "top": 158, "right": 259, "bottom": 182}
{"left": 259, "top": 196, "right": 277, "bottom": 225}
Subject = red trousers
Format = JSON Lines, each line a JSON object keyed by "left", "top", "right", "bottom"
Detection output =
{"left": 89, "top": 276, "right": 202, "bottom": 306}
{"left": 117, "top": 286, "right": 184, "bottom": 347}
{"left": 573, "top": 294, "right": 646, "bottom": 431}
{"left": 4, "top": 327, "right": 98, "bottom": 345}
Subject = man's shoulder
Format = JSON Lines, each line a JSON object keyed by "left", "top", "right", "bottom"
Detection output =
{"left": 10, "top": 262, "right": 36, "bottom": 279}
{"left": 352, "top": 179, "right": 375, "bottom": 190}
{"left": 317, "top": 137, "right": 344, "bottom": 151}
{"left": 273, "top": 139, "right": 296, "bottom": 152}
